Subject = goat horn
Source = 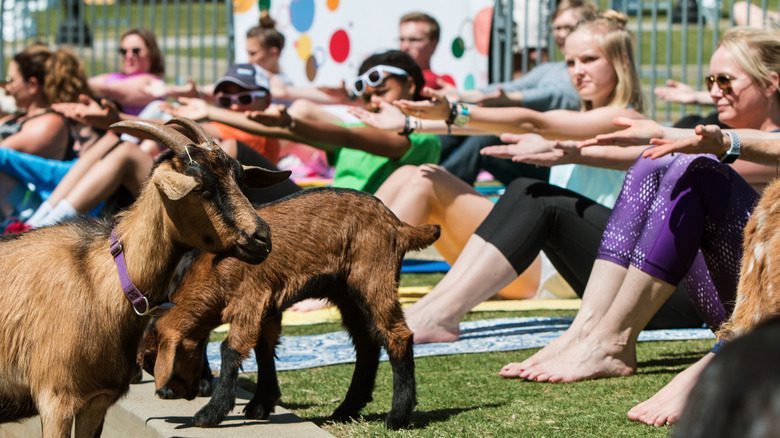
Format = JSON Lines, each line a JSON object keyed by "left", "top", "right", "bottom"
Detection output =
{"left": 109, "top": 120, "right": 192, "bottom": 154}
{"left": 109, "top": 120, "right": 193, "bottom": 155}
{"left": 165, "top": 118, "right": 214, "bottom": 150}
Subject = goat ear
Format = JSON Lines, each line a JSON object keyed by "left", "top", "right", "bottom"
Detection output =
{"left": 154, "top": 168, "right": 199, "bottom": 200}
{"left": 154, "top": 339, "right": 177, "bottom": 390}
{"left": 242, "top": 166, "right": 291, "bottom": 189}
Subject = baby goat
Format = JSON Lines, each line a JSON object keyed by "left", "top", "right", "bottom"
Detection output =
{"left": 142, "top": 188, "right": 440, "bottom": 430}
{"left": 0, "top": 118, "right": 289, "bottom": 437}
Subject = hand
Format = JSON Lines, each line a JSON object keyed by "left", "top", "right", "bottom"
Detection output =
{"left": 436, "top": 79, "right": 460, "bottom": 102}
{"left": 163, "top": 79, "right": 200, "bottom": 99}
{"left": 51, "top": 94, "right": 120, "bottom": 130}
{"left": 579, "top": 117, "right": 665, "bottom": 148}
{"left": 317, "top": 80, "right": 352, "bottom": 103}
{"left": 481, "top": 133, "right": 580, "bottom": 166}
{"left": 644, "top": 124, "right": 726, "bottom": 159}
{"left": 475, "top": 88, "right": 517, "bottom": 107}
{"left": 160, "top": 97, "right": 208, "bottom": 121}
{"left": 394, "top": 87, "right": 451, "bottom": 120}
{"left": 348, "top": 101, "right": 405, "bottom": 131}
{"left": 245, "top": 104, "right": 291, "bottom": 128}
{"left": 654, "top": 79, "right": 699, "bottom": 104}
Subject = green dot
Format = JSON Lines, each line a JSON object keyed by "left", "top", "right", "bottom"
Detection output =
{"left": 258, "top": 0, "right": 271, "bottom": 11}
{"left": 464, "top": 74, "right": 475, "bottom": 90}
{"left": 451, "top": 37, "right": 465, "bottom": 58}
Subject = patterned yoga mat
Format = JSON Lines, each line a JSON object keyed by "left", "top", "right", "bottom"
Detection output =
{"left": 206, "top": 316, "right": 715, "bottom": 372}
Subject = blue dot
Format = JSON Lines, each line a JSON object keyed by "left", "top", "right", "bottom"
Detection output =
{"left": 290, "top": 0, "right": 315, "bottom": 33}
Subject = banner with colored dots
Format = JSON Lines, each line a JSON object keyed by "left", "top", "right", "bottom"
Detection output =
{"left": 234, "top": 0, "right": 493, "bottom": 91}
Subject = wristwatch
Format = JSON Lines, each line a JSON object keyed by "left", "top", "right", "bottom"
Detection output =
{"left": 453, "top": 104, "right": 471, "bottom": 127}
{"left": 719, "top": 131, "right": 740, "bottom": 164}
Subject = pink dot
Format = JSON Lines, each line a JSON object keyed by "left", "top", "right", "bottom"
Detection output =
{"left": 473, "top": 7, "right": 493, "bottom": 56}
{"left": 329, "top": 29, "right": 350, "bottom": 63}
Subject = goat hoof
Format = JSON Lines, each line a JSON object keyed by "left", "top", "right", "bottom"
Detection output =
{"left": 331, "top": 407, "right": 360, "bottom": 423}
{"left": 193, "top": 405, "right": 227, "bottom": 427}
{"left": 198, "top": 379, "right": 213, "bottom": 397}
{"left": 384, "top": 412, "right": 411, "bottom": 430}
{"left": 243, "top": 399, "right": 274, "bottom": 420}
{"left": 156, "top": 387, "right": 179, "bottom": 400}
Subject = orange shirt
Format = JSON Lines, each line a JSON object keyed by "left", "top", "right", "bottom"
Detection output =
{"left": 208, "top": 121, "right": 280, "bottom": 163}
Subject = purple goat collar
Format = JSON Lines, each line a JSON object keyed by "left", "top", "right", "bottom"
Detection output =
{"left": 110, "top": 230, "right": 150, "bottom": 316}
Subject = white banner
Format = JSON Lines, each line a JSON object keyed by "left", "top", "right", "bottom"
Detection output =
{"left": 233, "top": 0, "right": 493, "bottom": 90}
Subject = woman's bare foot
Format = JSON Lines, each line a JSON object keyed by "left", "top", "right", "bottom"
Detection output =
{"left": 500, "top": 327, "right": 581, "bottom": 378}
{"left": 514, "top": 334, "right": 637, "bottom": 382}
{"left": 290, "top": 298, "right": 331, "bottom": 312}
{"left": 405, "top": 306, "right": 460, "bottom": 344}
{"left": 627, "top": 352, "right": 714, "bottom": 426}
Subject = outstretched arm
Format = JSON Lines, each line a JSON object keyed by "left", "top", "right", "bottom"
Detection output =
{"left": 481, "top": 133, "right": 645, "bottom": 170}
{"left": 646, "top": 124, "right": 780, "bottom": 165}
{"left": 394, "top": 88, "right": 644, "bottom": 140}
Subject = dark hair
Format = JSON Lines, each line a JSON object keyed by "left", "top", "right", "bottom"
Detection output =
{"left": 13, "top": 45, "right": 91, "bottom": 104}
{"left": 399, "top": 11, "right": 440, "bottom": 42}
{"left": 120, "top": 28, "right": 165, "bottom": 76}
{"left": 357, "top": 50, "right": 425, "bottom": 100}
{"left": 246, "top": 11, "right": 285, "bottom": 52}
{"left": 672, "top": 315, "right": 780, "bottom": 437}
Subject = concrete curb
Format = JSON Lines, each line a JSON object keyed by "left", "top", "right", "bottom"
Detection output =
{"left": 0, "top": 373, "right": 334, "bottom": 438}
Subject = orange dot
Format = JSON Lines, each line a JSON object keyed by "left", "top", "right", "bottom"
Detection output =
{"left": 233, "top": 0, "right": 254, "bottom": 13}
{"left": 327, "top": 0, "right": 340, "bottom": 11}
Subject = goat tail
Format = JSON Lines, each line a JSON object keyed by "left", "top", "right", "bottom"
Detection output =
{"left": 398, "top": 224, "right": 441, "bottom": 252}
{"left": 0, "top": 396, "right": 38, "bottom": 423}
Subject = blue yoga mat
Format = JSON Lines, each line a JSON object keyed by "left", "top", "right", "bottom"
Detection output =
{"left": 401, "top": 259, "right": 451, "bottom": 273}
{"left": 207, "top": 317, "right": 714, "bottom": 372}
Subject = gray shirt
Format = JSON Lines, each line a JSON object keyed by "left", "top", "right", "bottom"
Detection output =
{"left": 480, "top": 61, "right": 580, "bottom": 112}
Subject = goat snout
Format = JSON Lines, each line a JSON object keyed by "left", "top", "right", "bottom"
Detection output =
{"left": 233, "top": 224, "right": 272, "bottom": 264}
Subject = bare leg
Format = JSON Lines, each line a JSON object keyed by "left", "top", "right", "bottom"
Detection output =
{"left": 377, "top": 164, "right": 540, "bottom": 299}
{"left": 627, "top": 352, "right": 714, "bottom": 426}
{"left": 510, "top": 266, "right": 675, "bottom": 382}
{"left": 501, "top": 259, "right": 629, "bottom": 377}
{"left": 64, "top": 142, "right": 153, "bottom": 213}
{"left": 44, "top": 132, "right": 122, "bottom": 208}
{"left": 405, "top": 234, "right": 535, "bottom": 343}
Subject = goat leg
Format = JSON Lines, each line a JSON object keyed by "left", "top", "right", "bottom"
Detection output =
{"left": 244, "top": 313, "right": 282, "bottom": 420}
{"left": 332, "top": 300, "right": 380, "bottom": 422}
{"left": 192, "top": 341, "right": 242, "bottom": 427}
{"left": 384, "top": 332, "right": 416, "bottom": 430}
{"left": 198, "top": 339, "right": 215, "bottom": 397}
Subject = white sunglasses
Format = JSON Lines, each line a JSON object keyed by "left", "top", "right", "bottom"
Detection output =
{"left": 351, "top": 65, "right": 409, "bottom": 96}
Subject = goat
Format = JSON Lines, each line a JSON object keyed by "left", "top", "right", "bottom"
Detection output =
{"left": 0, "top": 118, "right": 289, "bottom": 437}
{"left": 140, "top": 188, "right": 440, "bottom": 430}
{"left": 719, "top": 179, "right": 780, "bottom": 340}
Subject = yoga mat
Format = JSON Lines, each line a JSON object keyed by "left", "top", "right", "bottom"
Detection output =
{"left": 401, "top": 259, "right": 451, "bottom": 273}
{"left": 207, "top": 316, "right": 714, "bottom": 372}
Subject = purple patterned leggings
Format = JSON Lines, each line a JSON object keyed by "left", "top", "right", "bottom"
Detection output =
{"left": 597, "top": 154, "right": 759, "bottom": 330}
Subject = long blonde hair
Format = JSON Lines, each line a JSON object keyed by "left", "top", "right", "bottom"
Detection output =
{"left": 571, "top": 10, "right": 643, "bottom": 112}
{"left": 718, "top": 27, "right": 780, "bottom": 103}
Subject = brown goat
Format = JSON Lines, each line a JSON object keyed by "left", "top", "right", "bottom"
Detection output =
{"left": 142, "top": 188, "right": 440, "bottom": 430}
{"left": 719, "top": 178, "right": 780, "bottom": 339}
{"left": 0, "top": 118, "right": 289, "bottom": 437}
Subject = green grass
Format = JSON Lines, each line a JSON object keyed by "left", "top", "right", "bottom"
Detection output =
{"left": 211, "top": 273, "right": 712, "bottom": 437}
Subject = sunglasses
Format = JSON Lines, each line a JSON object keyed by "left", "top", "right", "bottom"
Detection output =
{"left": 216, "top": 90, "right": 269, "bottom": 108}
{"left": 351, "top": 65, "right": 409, "bottom": 97}
{"left": 118, "top": 47, "right": 143, "bottom": 57}
{"left": 705, "top": 74, "right": 735, "bottom": 95}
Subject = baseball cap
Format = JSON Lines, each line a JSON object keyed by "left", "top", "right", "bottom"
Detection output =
{"left": 214, "top": 64, "right": 271, "bottom": 93}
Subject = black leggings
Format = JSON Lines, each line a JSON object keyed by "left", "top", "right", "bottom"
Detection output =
{"left": 475, "top": 178, "right": 704, "bottom": 329}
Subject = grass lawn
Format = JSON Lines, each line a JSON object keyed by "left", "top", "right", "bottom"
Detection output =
{"left": 222, "top": 273, "right": 710, "bottom": 437}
